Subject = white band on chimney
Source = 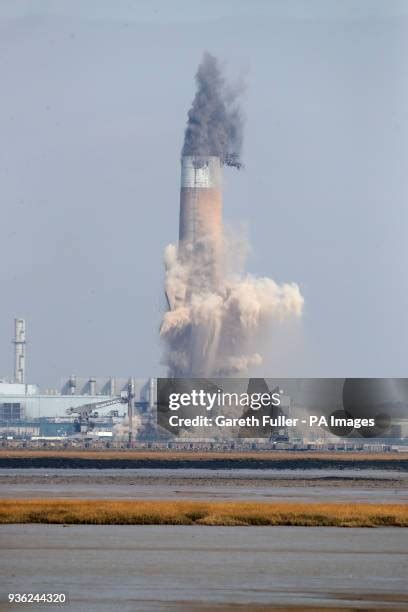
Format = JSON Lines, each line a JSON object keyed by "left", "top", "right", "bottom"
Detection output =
{"left": 181, "top": 156, "right": 221, "bottom": 189}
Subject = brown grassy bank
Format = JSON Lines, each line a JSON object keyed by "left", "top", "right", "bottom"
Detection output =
{"left": 1, "top": 499, "right": 407, "bottom": 527}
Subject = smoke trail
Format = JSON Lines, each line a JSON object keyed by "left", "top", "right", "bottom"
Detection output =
{"left": 182, "top": 52, "right": 244, "bottom": 168}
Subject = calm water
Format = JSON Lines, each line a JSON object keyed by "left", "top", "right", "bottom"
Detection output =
{"left": 1, "top": 524, "right": 408, "bottom": 611}
{"left": 1, "top": 467, "right": 407, "bottom": 503}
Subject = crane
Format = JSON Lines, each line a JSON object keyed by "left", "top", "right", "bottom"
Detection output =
{"left": 66, "top": 380, "right": 135, "bottom": 442}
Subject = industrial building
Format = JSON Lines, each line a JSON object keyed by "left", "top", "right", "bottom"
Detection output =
{"left": 2, "top": 319, "right": 407, "bottom": 450}
{"left": 0, "top": 319, "right": 156, "bottom": 442}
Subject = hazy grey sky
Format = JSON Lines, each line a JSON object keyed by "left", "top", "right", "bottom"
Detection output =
{"left": 1, "top": 0, "right": 407, "bottom": 386}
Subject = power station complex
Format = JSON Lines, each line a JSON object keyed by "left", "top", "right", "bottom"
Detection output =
{"left": 2, "top": 153, "right": 227, "bottom": 444}
{"left": 2, "top": 154, "right": 407, "bottom": 450}
{"left": 1, "top": 318, "right": 407, "bottom": 451}
{"left": 0, "top": 318, "right": 156, "bottom": 443}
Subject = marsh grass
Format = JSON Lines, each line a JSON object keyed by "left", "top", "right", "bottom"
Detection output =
{"left": 1, "top": 499, "right": 407, "bottom": 527}
{"left": 0, "top": 449, "right": 404, "bottom": 461}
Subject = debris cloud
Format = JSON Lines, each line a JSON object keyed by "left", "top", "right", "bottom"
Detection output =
{"left": 161, "top": 233, "right": 303, "bottom": 376}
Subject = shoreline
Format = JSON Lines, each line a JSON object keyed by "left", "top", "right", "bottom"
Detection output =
{"left": 1, "top": 450, "right": 407, "bottom": 470}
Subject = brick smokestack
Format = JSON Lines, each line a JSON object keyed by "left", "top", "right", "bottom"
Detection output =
{"left": 179, "top": 155, "right": 222, "bottom": 289}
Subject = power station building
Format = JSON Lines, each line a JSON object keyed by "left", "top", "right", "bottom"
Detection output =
{"left": 0, "top": 319, "right": 155, "bottom": 440}
{"left": 0, "top": 377, "right": 154, "bottom": 420}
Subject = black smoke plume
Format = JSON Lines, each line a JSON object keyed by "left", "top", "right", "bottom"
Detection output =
{"left": 182, "top": 52, "right": 244, "bottom": 168}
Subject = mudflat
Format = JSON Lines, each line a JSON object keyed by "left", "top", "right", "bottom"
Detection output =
{"left": 0, "top": 467, "right": 407, "bottom": 503}
{"left": 1, "top": 525, "right": 407, "bottom": 610}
